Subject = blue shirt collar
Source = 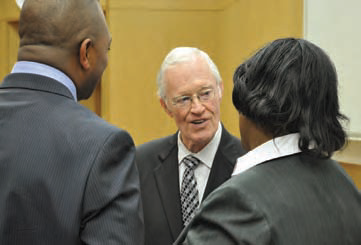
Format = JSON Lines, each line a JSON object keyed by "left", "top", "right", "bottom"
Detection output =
{"left": 11, "top": 61, "right": 77, "bottom": 101}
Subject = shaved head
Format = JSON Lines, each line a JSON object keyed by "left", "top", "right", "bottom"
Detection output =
{"left": 17, "top": 0, "right": 111, "bottom": 100}
{"left": 19, "top": 0, "right": 104, "bottom": 51}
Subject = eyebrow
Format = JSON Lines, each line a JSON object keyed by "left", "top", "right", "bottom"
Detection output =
{"left": 174, "top": 86, "right": 214, "bottom": 98}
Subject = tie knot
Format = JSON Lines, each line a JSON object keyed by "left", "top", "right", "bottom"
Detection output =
{"left": 183, "top": 155, "right": 200, "bottom": 170}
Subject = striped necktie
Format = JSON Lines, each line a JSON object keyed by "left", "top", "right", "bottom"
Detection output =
{"left": 180, "top": 155, "right": 200, "bottom": 226}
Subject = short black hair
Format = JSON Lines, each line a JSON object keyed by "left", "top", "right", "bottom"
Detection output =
{"left": 232, "top": 38, "right": 348, "bottom": 158}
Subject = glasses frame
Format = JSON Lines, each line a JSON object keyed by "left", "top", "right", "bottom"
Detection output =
{"left": 168, "top": 87, "right": 216, "bottom": 109}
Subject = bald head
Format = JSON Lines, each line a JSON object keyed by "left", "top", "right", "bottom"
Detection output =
{"left": 19, "top": 0, "right": 105, "bottom": 51}
{"left": 17, "top": 0, "right": 111, "bottom": 100}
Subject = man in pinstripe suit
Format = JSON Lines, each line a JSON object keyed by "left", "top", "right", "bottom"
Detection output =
{"left": 0, "top": 0, "right": 143, "bottom": 244}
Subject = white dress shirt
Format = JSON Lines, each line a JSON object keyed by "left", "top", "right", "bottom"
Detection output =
{"left": 11, "top": 61, "right": 77, "bottom": 101}
{"left": 178, "top": 122, "right": 222, "bottom": 202}
{"left": 232, "top": 133, "right": 301, "bottom": 176}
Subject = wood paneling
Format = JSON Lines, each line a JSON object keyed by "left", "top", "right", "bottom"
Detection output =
{"left": 108, "top": 0, "right": 236, "bottom": 10}
{"left": 7, "top": 22, "right": 19, "bottom": 73}
{"left": 333, "top": 139, "right": 361, "bottom": 165}
{"left": 0, "top": 0, "right": 19, "bottom": 22}
{"left": 0, "top": 0, "right": 19, "bottom": 81}
{"left": 217, "top": 0, "right": 303, "bottom": 139}
{"left": 0, "top": 22, "right": 7, "bottom": 81}
{"left": 341, "top": 162, "right": 361, "bottom": 189}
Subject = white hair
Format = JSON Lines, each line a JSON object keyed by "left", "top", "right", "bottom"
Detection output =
{"left": 156, "top": 47, "right": 222, "bottom": 99}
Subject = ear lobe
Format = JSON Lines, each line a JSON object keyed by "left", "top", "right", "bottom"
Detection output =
{"left": 219, "top": 82, "right": 224, "bottom": 98}
{"left": 79, "top": 38, "right": 92, "bottom": 70}
{"left": 160, "top": 98, "right": 173, "bottom": 117}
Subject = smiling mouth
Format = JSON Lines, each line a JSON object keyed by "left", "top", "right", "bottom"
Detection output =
{"left": 191, "top": 119, "right": 206, "bottom": 125}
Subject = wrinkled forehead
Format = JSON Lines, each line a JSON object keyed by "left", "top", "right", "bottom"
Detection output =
{"left": 163, "top": 62, "right": 218, "bottom": 97}
{"left": 165, "top": 58, "right": 215, "bottom": 83}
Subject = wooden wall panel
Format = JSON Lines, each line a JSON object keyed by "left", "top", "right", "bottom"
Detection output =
{"left": 341, "top": 163, "right": 361, "bottom": 190}
{"left": 0, "top": 22, "right": 7, "bottom": 81}
{"left": 217, "top": 0, "right": 303, "bottom": 139}
{"left": 0, "top": 0, "right": 19, "bottom": 81}
{"left": 7, "top": 22, "right": 19, "bottom": 73}
{"left": 108, "top": 0, "right": 236, "bottom": 10}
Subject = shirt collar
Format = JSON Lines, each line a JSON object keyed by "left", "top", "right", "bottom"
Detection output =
{"left": 11, "top": 61, "right": 77, "bottom": 101}
{"left": 178, "top": 122, "right": 222, "bottom": 169}
{"left": 232, "top": 133, "right": 301, "bottom": 176}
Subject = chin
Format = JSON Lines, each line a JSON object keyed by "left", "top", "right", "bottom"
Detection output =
{"left": 77, "top": 90, "right": 93, "bottom": 101}
{"left": 78, "top": 80, "right": 99, "bottom": 101}
{"left": 192, "top": 134, "right": 213, "bottom": 147}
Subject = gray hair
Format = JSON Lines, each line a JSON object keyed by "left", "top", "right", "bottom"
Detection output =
{"left": 156, "top": 47, "right": 222, "bottom": 99}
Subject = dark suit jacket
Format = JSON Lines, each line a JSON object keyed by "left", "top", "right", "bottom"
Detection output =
{"left": 136, "top": 126, "right": 244, "bottom": 245}
{"left": 0, "top": 73, "right": 144, "bottom": 245}
{"left": 175, "top": 153, "right": 361, "bottom": 245}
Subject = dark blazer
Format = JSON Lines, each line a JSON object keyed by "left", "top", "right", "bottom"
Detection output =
{"left": 175, "top": 153, "right": 361, "bottom": 245}
{"left": 0, "top": 73, "right": 143, "bottom": 245}
{"left": 136, "top": 126, "right": 244, "bottom": 245}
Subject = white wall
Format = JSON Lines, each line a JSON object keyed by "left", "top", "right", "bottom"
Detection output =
{"left": 304, "top": 0, "right": 361, "bottom": 139}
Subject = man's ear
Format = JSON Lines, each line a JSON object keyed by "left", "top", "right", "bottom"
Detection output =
{"left": 79, "top": 38, "right": 92, "bottom": 70}
{"left": 218, "top": 81, "right": 224, "bottom": 98}
{"left": 160, "top": 98, "right": 173, "bottom": 117}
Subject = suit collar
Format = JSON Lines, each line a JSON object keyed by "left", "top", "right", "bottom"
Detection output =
{"left": 202, "top": 125, "right": 240, "bottom": 200}
{"left": 157, "top": 132, "right": 178, "bottom": 161}
{"left": 1, "top": 73, "right": 75, "bottom": 100}
{"left": 11, "top": 61, "right": 77, "bottom": 101}
{"left": 153, "top": 133, "right": 184, "bottom": 239}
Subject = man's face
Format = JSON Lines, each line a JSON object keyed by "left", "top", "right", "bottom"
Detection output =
{"left": 161, "top": 56, "right": 223, "bottom": 153}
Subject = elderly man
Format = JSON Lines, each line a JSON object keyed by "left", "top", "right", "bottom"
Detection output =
{"left": 0, "top": 0, "right": 143, "bottom": 244}
{"left": 136, "top": 47, "right": 245, "bottom": 245}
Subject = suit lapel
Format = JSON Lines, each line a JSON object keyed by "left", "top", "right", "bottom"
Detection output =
{"left": 203, "top": 126, "right": 239, "bottom": 201}
{"left": 153, "top": 134, "right": 184, "bottom": 240}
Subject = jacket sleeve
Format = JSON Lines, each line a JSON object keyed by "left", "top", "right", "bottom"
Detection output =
{"left": 80, "top": 129, "right": 144, "bottom": 245}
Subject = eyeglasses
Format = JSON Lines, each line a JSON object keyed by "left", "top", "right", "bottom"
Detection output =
{"left": 169, "top": 88, "right": 216, "bottom": 109}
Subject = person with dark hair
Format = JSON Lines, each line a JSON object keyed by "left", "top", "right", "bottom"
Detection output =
{"left": 174, "top": 38, "right": 361, "bottom": 244}
{"left": 0, "top": 0, "right": 143, "bottom": 244}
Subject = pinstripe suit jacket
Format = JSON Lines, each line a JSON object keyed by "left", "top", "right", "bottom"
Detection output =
{"left": 175, "top": 153, "right": 361, "bottom": 245}
{"left": 136, "top": 126, "right": 245, "bottom": 245}
{"left": 0, "top": 73, "right": 144, "bottom": 245}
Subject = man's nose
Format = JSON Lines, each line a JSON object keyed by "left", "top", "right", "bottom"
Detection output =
{"left": 190, "top": 96, "right": 205, "bottom": 113}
